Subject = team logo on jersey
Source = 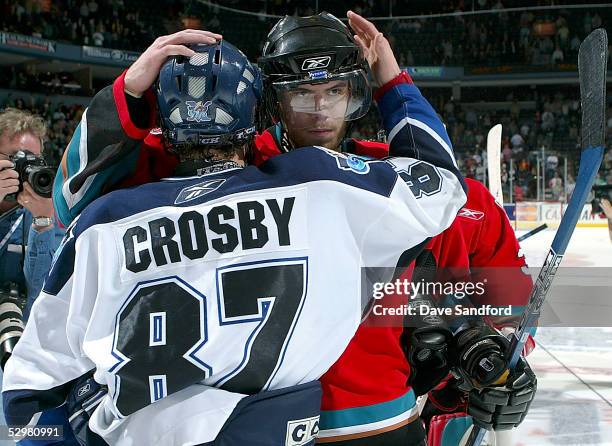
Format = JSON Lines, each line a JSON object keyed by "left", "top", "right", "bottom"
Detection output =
{"left": 458, "top": 208, "right": 485, "bottom": 221}
{"left": 186, "top": 100, "right": 212, "bottom": 123}
{"left": 323, "top": 149, "right": 371, "bottom": 175}
{"left": 175, "top": 179, "right": 225, "bottom": 204}
{"left": 301, "top": 56, "right": 331, "bottom": 71}
{"left": 286, "top": 416, "right": 320, "bottom": 446}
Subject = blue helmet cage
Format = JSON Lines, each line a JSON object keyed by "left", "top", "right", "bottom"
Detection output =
{"left": 156, "top": 40, "right": 262, "bottom": 153}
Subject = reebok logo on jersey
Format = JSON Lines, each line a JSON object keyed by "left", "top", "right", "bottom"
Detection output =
{"left": 286, "top": 416, "right": 320, "bottom": 446}
{"left": 175, "top": 179, "right": 226, "bottom": 204}
{"left": 458, "top": 208, "right": 485, "bottom": 221}
{"left": 301, "top": 56, "right": 331, "bottom": 70}
{"left": 77, "top": 383, "right": 91, "bottom": 398}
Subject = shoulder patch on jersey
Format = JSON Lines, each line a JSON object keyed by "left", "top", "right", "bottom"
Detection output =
{"left": 458, "top": 208, "right": 485, "bottom": 221}
{"left": 320, "top": 148, "right": 371, "bottom": 175}
{"left": 175, "top": 179, "right": 226, "bottom": 204}
{"left": 286, "top": 415, "right": 320, "bottom": 446}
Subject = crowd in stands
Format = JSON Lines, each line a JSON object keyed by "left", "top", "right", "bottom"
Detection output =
{"left": 0, "top": 0, "right": 169, "bottom": 51}
{"left": 385, "top": 3, "right": 611, "bottom": 68}
{"left": 0, "top": 67, "right": 85, "bottom": 96}
{"left": 2, "top": 0, "right": 611, "bottom": 69}
{"left": 1, "top": 86, "right": 609, "bottom": 203}
{"left": 1, "top": 0, "right": 610, "bottom": 202}
{"left": 351, "top": 84, "right": 612, "bottom": 202}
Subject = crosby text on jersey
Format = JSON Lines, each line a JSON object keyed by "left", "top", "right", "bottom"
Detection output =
{"left": 123, "top": 197, "right": 296, "bottom": 273}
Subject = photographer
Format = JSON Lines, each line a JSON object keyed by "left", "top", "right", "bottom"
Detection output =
{"left": 601, "top": 198, "right": 612, "bottom": 241}
{"left": 0, "top": 108, "right": 64, "bottom": 322}
{"left": 591, "top": 184, "right": 612, "bottom": 242}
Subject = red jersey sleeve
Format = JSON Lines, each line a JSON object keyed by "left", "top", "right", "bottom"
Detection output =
{"left": 462, "top": 180, "right": 533, "bottom": 324}
{"left": 112, "top": 70, "right": 158, "bottom": 140}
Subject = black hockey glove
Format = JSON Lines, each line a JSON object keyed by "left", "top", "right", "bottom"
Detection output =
{"left": 404, "top": 325, "right": 453, "bottom": 396}
{"left": 451, "top": 324, "right": 537, "bottom": 430}
{"left": 467, "top": 357, "right": 537, "bottom": 430}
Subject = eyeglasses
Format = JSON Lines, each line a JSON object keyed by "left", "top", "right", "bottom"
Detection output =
{"left": 0, "top": 149, "right": 31, "bottom": 160}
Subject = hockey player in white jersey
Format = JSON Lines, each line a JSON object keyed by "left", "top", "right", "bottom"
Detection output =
{"left": 3, "top": 39, "right": 466, "bottom": 445}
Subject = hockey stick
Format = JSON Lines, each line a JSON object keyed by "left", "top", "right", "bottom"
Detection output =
{"left": 517, "top": 223, "right": 548, "bottom": 242}
{"left": 487, "top": 124, "right": 504, "bottom": 205}
{"left": 466, "top": 28, "right": 608, "bottom": 446}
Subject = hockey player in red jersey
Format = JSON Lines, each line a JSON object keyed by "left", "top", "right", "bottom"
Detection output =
{"left": 52, "top": 11, "right": 536, "bottom": 446}
{"left": 256, "top": 11, "right": 537, "bottom": 446}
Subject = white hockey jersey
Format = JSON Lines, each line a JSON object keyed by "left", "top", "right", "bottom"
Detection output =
{"left": 3, "top": 81, "right": 466, "bottom": 445}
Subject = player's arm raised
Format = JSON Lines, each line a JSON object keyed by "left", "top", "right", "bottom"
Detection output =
{"left": 348, "top": 11, "right": 466, "bottom": 240}
{"left": 53, "top": 30, "right": 221, "bottom": 227}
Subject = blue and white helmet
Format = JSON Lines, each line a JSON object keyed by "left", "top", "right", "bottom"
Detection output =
{"left": 156, "top": 40, "right": 262, "bottom": 151}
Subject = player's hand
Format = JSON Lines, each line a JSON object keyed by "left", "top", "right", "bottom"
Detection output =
{"left": 124, "top": 29, "right": 223, "bottom": 96}
{"left": 347, "top": 11, "right": 401, "bottom": 87}
{"left": 0, "top": 160, "right": 19, "bottom": 202}
{"left": 601, "top": 198, "right": 612, "bottom": 220}
{"left": 467, "top": 357, "right": 537, "bottom": 430}
{"left": 17, "top": 182, "right": 54, "bottom": 225}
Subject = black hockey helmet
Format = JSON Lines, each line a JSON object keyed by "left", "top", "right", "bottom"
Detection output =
{"left": 258, "top": 12, "right": 371, "bottom": 125}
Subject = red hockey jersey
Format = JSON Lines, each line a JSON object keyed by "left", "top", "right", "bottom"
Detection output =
{"left": 252, "top": 129, "right": 532, "bottom": 442}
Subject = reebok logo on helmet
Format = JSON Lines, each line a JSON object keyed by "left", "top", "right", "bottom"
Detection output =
{"left": 301, "top": 56, "right": 331, "bottom": 71}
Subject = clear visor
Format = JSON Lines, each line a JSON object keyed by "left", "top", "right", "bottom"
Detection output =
{"left": 272, "top": 69, "right": 371, "bottom": 124}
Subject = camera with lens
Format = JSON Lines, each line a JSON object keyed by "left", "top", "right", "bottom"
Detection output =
{"left": 4, "top": 150, "right": 56, "bottom": 200}
{"left": 591, "top": 184, "right": 612, "bottom": 214}
{"left": 0, "top": 282, "right": 26, "bottom": 370}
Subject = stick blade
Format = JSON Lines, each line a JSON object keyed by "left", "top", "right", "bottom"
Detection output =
{"left": 579, "top": 28, "right": 608, "bottom": 150}
{"left": 487, "top": 124, "right": 503, "bottom": 205}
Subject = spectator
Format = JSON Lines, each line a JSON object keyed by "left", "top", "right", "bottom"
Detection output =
{"left": 565, "top": 174, "right": 576, "bottom": 200}
{"left": 551, "top": 46, "right": 564, "bottom": 64}
{"left": 511, "top": 132, "right": 524, "bottom": 148}
{"left": 93, "top": 26, "right": 104, "bottom": 46}
{"left": 465, "top": 109, "right": 477, "bottom": 129}
{"left": 541, "top": 110, "right": 555, "bottom": 131}
{"left": 545, "top": 153, "right": 559, "bottom": 178}
{"left": 89, "top": 0, "right": 99, "bottom": 15}
{"left": 510, "top": 99, "right": 520, "bottom": 119}
{"left": 592, "top": 13, "right": 602, "bottom": 30}
{"left": 549, "top": 172, "right": 563, "bottom": 200}
{"left": 0, "top": 108, "right": 64, "bottom": 318}
{"left": 503, "top": 143, "right": 513, "bottom": 163}
{"left": 570, "top": 35, "right": 581, "bottom": 53}
{"left": 514, "top": 184, "right": 524, "bottom": 201}
{"left": 79, "top": 1, "right": 90, "bottom": 18}
{"left": 520, "top": 122, "right": 530, "bottom": 138}
{"left": 557, "top": 22, "right": 570, "bottom": 47}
